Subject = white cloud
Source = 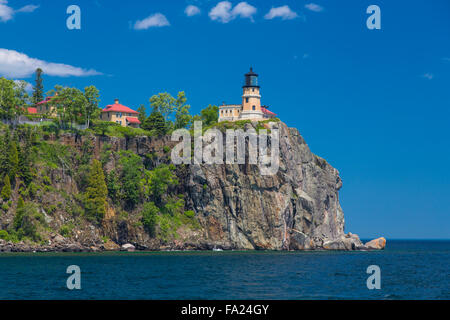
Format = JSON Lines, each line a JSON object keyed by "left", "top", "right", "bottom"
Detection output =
{"left": 231, "top": 2, "right": 257, "bottom": 21}
{"left": 209, "top": 1, "right": 257, "bottom": 23}
{"left": 185, "top": 5, "right": 201, "bottom": 17}
{"left": 264, "top": 5, "right": 298, "bottom": 20}
{"left": 305, "top": 3, "right": 323, "bottom": 12}
{"left": 423, "top": 73, "right": 433, "bottom": 80}
{"left": 0, "top": 48, "right": 102, "bottom": 78}
{"left": 134, "top": 13, "right": 170, "bottom": 30}
{"left": 0, "top": 0, "right": 14, "bottom": 22}
{"left": 209, "top": 1, "right": 233, "bottom": 23}
{"left": 15, "top": 4, "right": 40, "bottom": 13}
{"left": 0, "top": 1, "right": 39, "bottom": 22}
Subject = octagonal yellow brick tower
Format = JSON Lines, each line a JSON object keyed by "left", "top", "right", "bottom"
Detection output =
{"left": 240, "top": 67, "right": 264, "bottom": 120}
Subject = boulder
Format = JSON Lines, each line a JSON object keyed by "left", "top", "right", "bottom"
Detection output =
{"left": 121, "top": 243, "right": 135, "bottom": 252}
{"left": 365, "top": 237, "right": 386, "bottom": 250}
{"left": 103, "top": 240, "right": 120, "bottom": 251}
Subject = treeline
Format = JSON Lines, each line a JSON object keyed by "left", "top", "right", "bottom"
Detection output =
{"left": 0, "top": 69, "right": 219, "bottom": 134}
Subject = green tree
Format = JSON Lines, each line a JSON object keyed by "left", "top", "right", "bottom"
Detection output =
{"left": 18, "top": 142, "right": 33, "bottom": 186}
{"left": 141, "top": 202, "right": 159, "bottom": 236}
{"left": 200, "top": 104, "right": 219, "bottom": 126}
{"left": 119, "top": 151, "right": 143, "bottom": 208}
{"left": 17, "top": 195, "right": 24, "bottom": 210}
{"left": 0, "top": 77, "right": 17, "bottom": 120}
{"left": 32, "top": 68, "right": 44, "bottom": 105}
{"left": 141, "top": 164, "right": 178, "bottom": 205}
{"left": 8, "top": 140, "right": 19, "bottom": 180}
{"left": 1, "top": 175, "right": 11, "bottom": 200}
{"left": 13, "top": 202, "right": 44, "bottom": 241}
{"left": 55, "top": 87, "right": 87, "bottom": 127}
{"left": 137, "top": 104, "right": 147, "bottom": 124}
{"left": 174, "top": 92, "right": 192, "bottom": 129}
{"left": 84, "top": 86, "right": 100, "bottom": 128}
{"left": 84, "top": 159, "right": 108, "bottom": 223}
{"left": 149, "top": 92, "right": 176, "bottom": 122}
{"left": 13, "top": 80, "right": 30, "bottom": 111}
{"left": 142, "top": 110, "right": 167, "bottom": 136}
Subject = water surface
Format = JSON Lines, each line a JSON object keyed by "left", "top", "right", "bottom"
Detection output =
{"left": 0, "top": 240, "right": 448, "bottom": 299}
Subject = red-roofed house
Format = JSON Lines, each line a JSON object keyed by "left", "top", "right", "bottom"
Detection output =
{"left": 36, "top": 94, "right": 57, "bottom": 116}
{"left": 27, "top": 107, "right": 38, "bottom": 114}
{"left": 101, "top": 99, "right": 141, "bottom": 128}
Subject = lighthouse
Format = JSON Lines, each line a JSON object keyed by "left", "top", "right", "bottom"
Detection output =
{"left": 218, "top": 68, "right": 277, "bottom": 122}
{"left": 240, "top": 68, "right": 264, "bottom": 120}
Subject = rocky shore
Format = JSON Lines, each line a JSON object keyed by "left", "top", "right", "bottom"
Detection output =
{"left": 0, "top": 236, "right": 386, "bottom": 253}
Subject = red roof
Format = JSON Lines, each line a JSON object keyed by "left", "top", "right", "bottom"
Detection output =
{"left": 102, "top": 102, "right": 139, "bottom": 114}
{"left": 261, "top": 107, "right": 276, "bottom": 116}
{"left": 37, "top": 96, "right": 55, "bottom": 105}
{"left": 27, "top": 107, "right": 37, "bottom": 114}
{"left": 126, "top": 117, "right": 141, "bottom": 124}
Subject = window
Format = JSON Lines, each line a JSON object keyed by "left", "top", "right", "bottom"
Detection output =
{"left": 246, "top": 98, "right": 249, "bottom": 103}
{"left": 252, "top": 88, "right": 255, "bottom": 92}
{"left": 252, "top": 106, "right": 255, "bottom": 110}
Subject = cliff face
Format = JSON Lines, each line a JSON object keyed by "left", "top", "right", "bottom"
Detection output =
{"left": 0, "top": 122, "right": 367, "bottom": 252}
{"left": 180, "top": 122, "right": 362, "bottom": 250}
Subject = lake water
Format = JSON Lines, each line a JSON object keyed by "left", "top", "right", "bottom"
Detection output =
{"left": 0, "top": 240, "right": 448, "bottom": 299}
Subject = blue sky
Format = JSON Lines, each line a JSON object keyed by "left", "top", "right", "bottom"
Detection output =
{"left": 1, "top": 0, "right": 449, "bottom": 239}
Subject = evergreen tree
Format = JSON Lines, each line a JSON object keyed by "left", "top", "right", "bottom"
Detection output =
{"left": 8, "top": 140, "right": 19, "bottom": 180}
{"left": 17, "top": 195, "right": 24, "bottom": 210}
{"left": 32, "top": 68, "right": 44, "bottom": 105}
{"left": 142, "top": 110, "right": 167, "bottom": 136}
{"left": 137, "top": 104, "right": 147, "bottom": 124}
{"left": 118, "top": 151, "right": 143, "bottom": 208}
{"left": 18, "top": 143, "right": 33, "bottom": 186}
{"left": 84, "top": 159, "right": 108, "bottom": 223}
{"left": 1, "top": 175, "right": 11, "bottom": 200}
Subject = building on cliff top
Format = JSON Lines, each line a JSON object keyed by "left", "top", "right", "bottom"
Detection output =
{"left": 100, "top": 99, "right": 141, "bottom": 128}
{"left": 218, "top": 68, "right": 277, "bottom": 122}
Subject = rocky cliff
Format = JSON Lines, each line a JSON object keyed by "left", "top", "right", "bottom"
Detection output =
{"left": 0, "top": 121, "right": 379, "bottom": 252}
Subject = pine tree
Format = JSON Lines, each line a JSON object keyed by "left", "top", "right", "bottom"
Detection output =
{"left": 142, "top": 110, "right": 167, "bottom": 136}
{"left": 1, "top": 175, "right": 11, "bottom": 201}
{"left": 18, "top": 143, "right": 32, "bottom": 186}
{"left": 84, "top": 159, "right": 108, "bottom": 223}
{"left": 8, "top": 140, "right": 19, "bottom": 181}
{"left": 32, "top": 68, "right": 44, "bottom": 105}
{"left": 137, "top": 104, "right": 147, "bottom": 124}
{"left": 17, "top": 195, "right": 24, "bottom": 210}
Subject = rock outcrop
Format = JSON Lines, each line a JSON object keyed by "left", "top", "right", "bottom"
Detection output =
{"left": 179, "top": 122, "right": 367, "bottom": 250}
{"left": 0, "top": 121, "right": 384, "bottom": 252}
{"left": 364, "top": 237, "right": 387, "bottom": 250}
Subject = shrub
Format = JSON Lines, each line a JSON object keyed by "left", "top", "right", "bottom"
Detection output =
{"left": 13, "top": 202, "right": 45, "bottom": 241}
{"left": 142, "top": 202, "right": 159, "bottom": 236}
{"left": 59, "top": 223, "right": 74, "bottom": 237}
{"left": 184, "top": 210, "right": 195, "bottom": 218}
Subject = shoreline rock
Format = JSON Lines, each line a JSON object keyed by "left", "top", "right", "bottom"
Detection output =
{"left": 364, "top": 237, "right": 387, "bottom": 250}
{"left": 0, "top": 235, "right": 387, "bottom": 253}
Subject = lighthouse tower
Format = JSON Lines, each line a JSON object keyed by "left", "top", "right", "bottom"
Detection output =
{"left": 240, "top": 67, "right": 264, "bottom": 120}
